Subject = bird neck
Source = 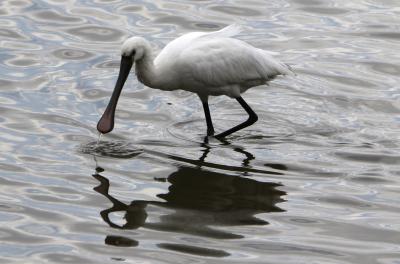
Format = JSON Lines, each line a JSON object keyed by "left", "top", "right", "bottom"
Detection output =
{"left": 135, "top": 51, "right": 158, "bottom": 88}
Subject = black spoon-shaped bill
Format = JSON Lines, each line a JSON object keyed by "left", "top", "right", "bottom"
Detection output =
{"left": 97, "top": 56, "right": 134, "bottom": 134}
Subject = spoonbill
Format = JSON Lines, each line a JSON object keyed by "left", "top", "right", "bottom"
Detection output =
{"left": 97, "top": 24, "right": 292, "bottom": 139}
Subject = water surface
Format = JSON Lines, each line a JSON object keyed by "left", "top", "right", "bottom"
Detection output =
{"left": 0, "top": 0, "right": 400, "bottom": 263}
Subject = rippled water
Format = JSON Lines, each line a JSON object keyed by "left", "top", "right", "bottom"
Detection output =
{"left": 1, "top": 0, "right": 400, "bottom": 263}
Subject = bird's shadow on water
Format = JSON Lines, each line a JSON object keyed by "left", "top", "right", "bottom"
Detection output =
{"left": 86, "top": 137, "right": 287, "bottom": 257}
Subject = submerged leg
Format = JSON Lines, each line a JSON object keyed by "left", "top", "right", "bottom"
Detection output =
{"left": 202, "top": 100, "right": 215, "bottom": 136}
{"left": 215, "top": 96, "right": 258, "bottom": 139}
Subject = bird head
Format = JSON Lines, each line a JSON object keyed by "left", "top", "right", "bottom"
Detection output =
{"left": 96, "top": 36, "right": 150, "bottom": 134}
{"left": 121, "top": 36, "right": 150, "bottom": 62}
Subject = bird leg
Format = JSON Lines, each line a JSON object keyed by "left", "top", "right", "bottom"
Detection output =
{"left": 202, "top": 101, "right": 215, "bottom": 136}
{"left": 215, "top": 96, "right": 258, "bottom": 139}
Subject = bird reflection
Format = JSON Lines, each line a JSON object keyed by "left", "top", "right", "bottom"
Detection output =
{"left": 92, "top": 140, "right": 287, "bottom": 253}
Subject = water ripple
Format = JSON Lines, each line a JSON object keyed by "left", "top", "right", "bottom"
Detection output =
{"left": 0, "top": 0, "right": 399, "bottom": 263}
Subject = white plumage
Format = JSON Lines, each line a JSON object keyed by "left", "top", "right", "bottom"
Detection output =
{"left": 98, "top": 24, "right": 292, "bottom": 139}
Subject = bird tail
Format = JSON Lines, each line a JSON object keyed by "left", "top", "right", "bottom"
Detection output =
{"left": 284, "top": 63, "right": 296, "bottom": 76}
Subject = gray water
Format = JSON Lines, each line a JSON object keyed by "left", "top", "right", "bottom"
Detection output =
{"left": 1, "top": 0, "right": 400, "bottom": 263}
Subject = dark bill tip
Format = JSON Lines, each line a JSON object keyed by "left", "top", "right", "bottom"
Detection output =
{"left": 97, "top": 110, "right": 114, "bottom": 134}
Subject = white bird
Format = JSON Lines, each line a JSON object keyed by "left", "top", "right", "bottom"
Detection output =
{"left": 97, "top": 24, "right": 292, "bottom": 139}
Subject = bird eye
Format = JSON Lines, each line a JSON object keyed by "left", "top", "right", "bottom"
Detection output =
{"left": 131, "top": 50, "right": 136, "bottom": 57}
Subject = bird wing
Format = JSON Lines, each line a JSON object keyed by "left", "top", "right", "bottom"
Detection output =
{"left": 154, "top": 24, "right": 243, "bottom": 67}
{"left": 177, "top": 37, "right": 291, "bottom": 89}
